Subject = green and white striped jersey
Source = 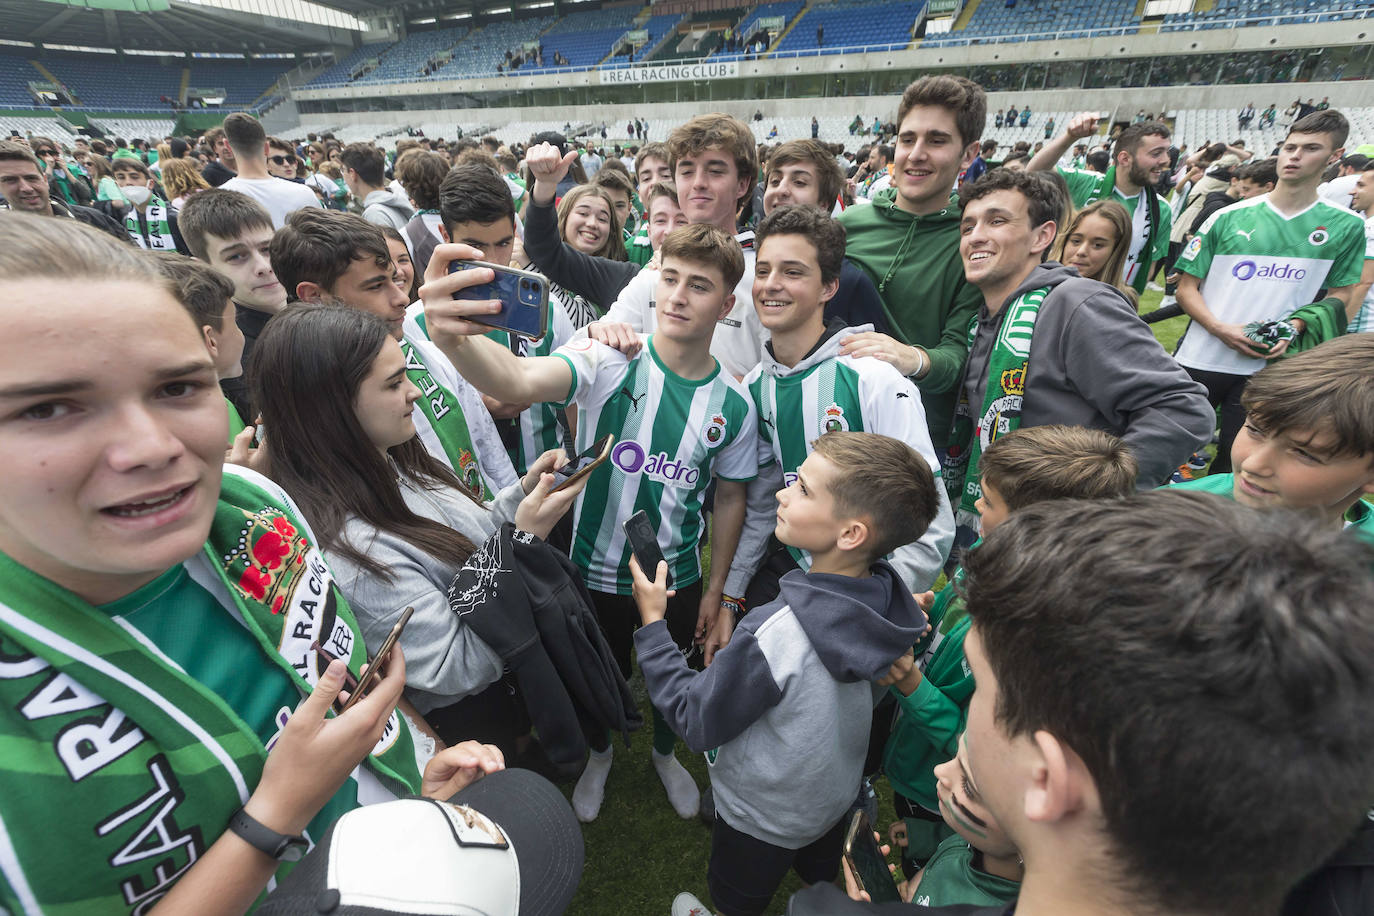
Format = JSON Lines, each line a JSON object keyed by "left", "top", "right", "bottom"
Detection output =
{"left": 484, "top": 292, "right": 576, "bottom": 475}
{"left": 554, "top": 334, "right": 759, "bottom": 595}
{"left": 1175, "top": 194, "right": 1365, "bottom": 374}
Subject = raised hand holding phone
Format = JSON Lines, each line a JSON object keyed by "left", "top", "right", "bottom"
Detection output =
{"left": 843, "top": 810, "right": 903, "bottom": 904}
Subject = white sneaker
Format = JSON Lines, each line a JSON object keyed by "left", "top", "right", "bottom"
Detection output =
{"left": 671, "top": 891, "right": 714, "bottom": 916}
{"left": 1147, "top": 281, "right": 1165, "bottom": 292}
{"left": 572, "top": 746, "right": 613, "bottom": 823}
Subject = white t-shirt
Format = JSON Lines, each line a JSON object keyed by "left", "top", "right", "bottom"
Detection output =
{"left": 1352, "top": 215, "right": 1374, "bottom": 335}
{"left": 1318, "top": 173, "right": 1361, "bottom": 211}
{"left": 221, "top": 175, "right": 322, "bottom": 228}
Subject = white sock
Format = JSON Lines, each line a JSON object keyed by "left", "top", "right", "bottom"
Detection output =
{"left": 572, "top": 746, "right": 613, "bottom": 823}
{"left": 653, "top": 749, "right": 700, "bottom": 819}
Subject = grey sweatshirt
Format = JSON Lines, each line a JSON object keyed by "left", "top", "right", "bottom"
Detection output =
{"left": 326, "top": 472, "right": 523, "bottom": 714}
{"left": 962, "top": 263, "right": 1214, "bottom": 488}
{"left": 635, "top": 562, "right": 926, "bottom": 849}
{"left": 725, "top": 323, "right": 955, "bottom": 596}
{"left": 361, "top": 187, "right": 416, "bottom": 234}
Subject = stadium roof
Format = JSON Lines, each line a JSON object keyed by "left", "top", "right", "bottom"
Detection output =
{"left": 0, "top": 0, "right": 352, "bottom": 54}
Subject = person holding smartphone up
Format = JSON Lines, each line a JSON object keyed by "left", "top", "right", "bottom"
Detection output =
{"left": 420, "top": 223, "right": 760, "bottom": 825}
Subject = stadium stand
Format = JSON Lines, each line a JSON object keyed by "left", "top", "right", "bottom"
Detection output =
{"left": 355, "top": 26, "right": 470, "bottom": 83}
{"left": 88, "top": 117, "right": 178, "bottom": 142}
{"left": 42, "top": 52, "right": 182, "bottom": 110}
{"left": 773, "top": 0, "right": 923, "bottom": 54}
{"left": 1161, "top": 0, "right": 1374, "bottom": 30}
{"left": 186, "top": 59, "right": 294, "bottom": 108}
{"left": 631, "top": 12, "right": 689, "bottom": 61}
{"left": 429, "top": 17, "right": 556, "bottom": 79}
{"left": 308, "top": 44, "right": 393, "bottom": 87}
{"left": 923, "top": 0, "right": 1139, "bottom": 46}
{"left": 712, "top": 0, "right": 806, "bottom": 59}
{"left": 0, "top": 113, "right": 75, "bottom": 140}
{"left": 539, "top": 7, "right": 640, "bottom": 69}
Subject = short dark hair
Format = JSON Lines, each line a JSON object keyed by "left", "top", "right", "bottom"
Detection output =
{"left": 1341, "top": 153, "right": 1370, "bottom": 171}
{"left": 110, "top": 157, "right": 151, "bottom": 179}
{"left": 395, "top": 150, "right": 450, "bottom": 210}
{"left": 964, "top": 491, "right": 1374, "bottom": 915}
{"left": 978, "top": 425, "right": 1137, "bottom": 510}
{"left": 0, "top": 140, "right": 41, "bottom": 171}
{"left": 811, "top": 431, "right": 939, "bottom": 559}
{"left": 1085, "top": 149, "right": 1111, "bottom": 172}
{"left": 1241, "top": 334, "right": 1374, "bottom": 461}
{"left": 1237, "top": 157, "right": 1278, "bottom": 187}
{"left": 635, "top": 141, "right": 670, "bottom": 175}
{"left": 222, "top": 112, "right": 266, "bottom": 159}
{"left": 1289, "top": 109, "right": 1350, "bottom": 150}
{"left": 178, "top": 189, "right": 274, "bottom": 261}
{"left": 151, "top": 251, "right": 236, "bottom": 331}
{"left": 644, "top": 179, "right": 679, "bottom": 210}
{"left": 271, "top": 208, "right": 391, "bottom": 301}
{"left": 1112, "top": 121, "right": 1171, "bottom": 162}
{"left": 755, "top": 204, "right": 846, "bottom": 285}
{"left": 659, "top": 222, "right": 745, "bottom": 290}
{"left": 959, "top": 167, "right": 1063, "bottom": 233}
{"left": 438, "top": 161, "right": 514, "bottom": 235}
{"left": 591, "top": 166, "right": 635, "bottom": 200}
{"left": 667, "top": 113, "right": 759, "bottom": 205}
{"left": 765, "top": 140, "right": 845, "bottom": 211}
{"left": 897, "top": 75, "right": 986, "bottom": 148}
{"left": 339, "top": 142, "right": 385, "bottom": 187}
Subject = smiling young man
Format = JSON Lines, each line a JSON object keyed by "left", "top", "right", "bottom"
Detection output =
{"left": 726, "top": 204, "right": 954, "bottom": 607}
{"left": 794, "top": 491, "right": 1374, "bottom": 916}
{"left": 0, "top": 140, "right": 125, "bottom": 240}
{"left": 837, "top": 76, "right": 988, "bottom": 452}
{"left": 179, "top": 188, "right": 288, "bottom": 421}
{"left": 945, "top": 169, "right": 1212, "bottom": 529}
{"left": 1029, "top": 116, "right": 1174, "bottom": 297}
{"left": 271, "top": 208, "right": 517, "bottom": 499}
{"left": 420, "top": 223, "right": 759, "bottom": 825}
{"left": 1172, "top": 110, "right": 1366, "bottom": 474}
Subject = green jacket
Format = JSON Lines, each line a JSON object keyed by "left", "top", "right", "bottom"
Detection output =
{"left": 1172, "top": 474, "right": 1374, "bottom": 548}
{"left": 838, "top": 189, "right": 982, "bottom": 446}
{"left": 883, "top": 568, "right": 975, "bottom": 810}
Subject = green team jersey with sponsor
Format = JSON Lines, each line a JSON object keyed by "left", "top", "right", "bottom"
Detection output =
{"left": 483, "top": 293, "right": 576, "bottom": 475}
{"left": 745, "top": 351, "right": 939, "bottom": 569}
{"left": 554, "top": 335, "right": 759, "bottom": 594}
{"left": 911, "top": 835, "right": 1021, "bottom": 908}
{"left": 1175, "top": 194, "right": 1366, "bottom": 375}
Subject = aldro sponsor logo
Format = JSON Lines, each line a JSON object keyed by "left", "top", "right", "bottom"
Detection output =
{"left": 1231, "top": 260, "right": 1308, "bottom": 282}
{"left": 611, "top": 440, "right": 701, "bottom": 488}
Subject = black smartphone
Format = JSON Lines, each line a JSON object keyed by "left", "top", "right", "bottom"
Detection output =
{"left": 844, "top": 810, "right": 902, "bottom": 903}
{"left": 623, "top": 509, "right": 672, "bottom": 589}
{"left": 551, "top": 434, "right": 614, "bottom": 493}
{"left": 338, "top": 605, "right": 414, "bottom": 713}
{"left": 448, "top": 259, "right": 549, "bottom": 341}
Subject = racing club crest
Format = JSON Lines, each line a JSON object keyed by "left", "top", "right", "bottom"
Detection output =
{"left": 822, "top": 403, "right": 848, "bottom": 433}
{"left": 704, "top": 412, "right": 727, "bottom": 445}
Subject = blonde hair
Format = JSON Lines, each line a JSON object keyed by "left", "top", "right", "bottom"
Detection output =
{"left": 556, "top": 184, "right": 627, "bottom": 261}
{"left": 1054, "top": 200, "right": 1136, "bottom": 303}
{"left": 160, "top": 156, "right": 210, "bottom": 202}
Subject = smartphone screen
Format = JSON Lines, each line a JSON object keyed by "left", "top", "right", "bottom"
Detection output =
{"left": 339, "top": 605, "right": 414, "bottom": 713}
{"left": 448, "top": 260, "right": 547, "bottom": 340}
{"left": 622, "top": 509, "right": 672, "bottom": 589}
{"left": 844, "top": 810, "right": 902, "bottom": 903}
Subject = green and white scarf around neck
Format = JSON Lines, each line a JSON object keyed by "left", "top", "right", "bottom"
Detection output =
{"left": 124, "top": 199, "right": 177, "bottom": 251}
{"left": 0, "top": 468, "right": 420, "bottom": 914}
{"left": 943, "top": 286, "right": 1050, "bottom": 525}
{"left": 401, "top": 335, "right": 493, "bottom": 500}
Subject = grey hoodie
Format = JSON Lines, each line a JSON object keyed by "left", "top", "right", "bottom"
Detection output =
{"left": 962, "top": 263, "right": 1213, "bottom": 488}
{"left": 326, "top": 472, "right": 522, "bottom": 714}
{"left": 361, "top": 187, "right": 415, "bottom": 235}
{"left": 635, "top": 562, "right": 926, "bottom": 849}
{"left": 725, "top": 322, "right": 955, "bottom": 596}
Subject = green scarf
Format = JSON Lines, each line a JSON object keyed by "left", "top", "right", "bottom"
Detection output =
{"left": 124, "top": 199, "right": 176, "bottom": 251}
{"left": 401, "top": 336, "right": 493, "bottom": 500}
{"left": 0, "top": 469, "right": 419, "bottom": 913}
{"left": 1285, "top": 297, "right": 1348, "bottom": 356}
{"left": 1077, "top": 165, "right": 1157, "bottom": 295}
{"left": 943, "top": 286, "right": 1050, "bottom": 522}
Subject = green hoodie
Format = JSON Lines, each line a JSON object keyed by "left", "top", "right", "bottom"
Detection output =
{"left": 838, "top": 188, "right": 982, "bottom": 447}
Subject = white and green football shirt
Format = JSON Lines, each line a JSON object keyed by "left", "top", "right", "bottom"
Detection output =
{"left": 553, "top": 334, "right": 759, "bottom": 595}
{"left": 745, "top": 349, "right": 946, "bottom": 572}
{"left": 1175, "top": 194, "right": 1366, "bottom": 375}
{"left": 1351, "top": 214, "right": 1374, "bottom": 334}
{"left": 484, "top": 292, "right": 576, "bottom": 475}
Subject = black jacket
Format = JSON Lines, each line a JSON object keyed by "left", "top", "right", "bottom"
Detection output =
{"left": 787, "top": 883, "right": 1006, "bottom": 915}
{"left": 51, "top": 198, "right": 127, "bottom": 242}
{"left": 451, "top": 524, "right": 641, "bottom": 775}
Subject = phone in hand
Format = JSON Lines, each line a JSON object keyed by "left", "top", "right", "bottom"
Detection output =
{"left": 844, "top": 810, "right": 902, "bottom": 903}
{"left": 551, "top": 434, "right": 614, "bottom": 493}
{"left": 623, "top": 509, "right": 672, "bottom": 589}
{"left": 315, "top": 605, "right": 414, "bottom": 714}
{"left": 448, "top": 259, "right": 549, "bottom": 341}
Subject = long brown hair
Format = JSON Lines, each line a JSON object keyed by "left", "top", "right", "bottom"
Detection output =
{"left": 249, "top": 304, "right": 478, "bottom": 580}
{"left": 556, "top": 184, "right": 627, "bottom": 261}
{"left": 1053, "top": 199, "right": 1135, "bottom": 301}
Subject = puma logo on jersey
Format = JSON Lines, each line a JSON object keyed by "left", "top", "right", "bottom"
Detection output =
{"left": 760, "top": 413, "right": 775, "bottom": 429}
{"left": 619, "top": 387, "right": 645, "bottom": 411}
{"left": 896, "top": 392, "right": 910, "bottom": 399}
{"left": 1235, "top": 228, "right": 1255, "bottom": 241}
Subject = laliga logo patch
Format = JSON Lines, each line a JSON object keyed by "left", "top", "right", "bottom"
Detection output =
{"left": 1182, "top": 236, "right": 1202, "bottom": 260}
{"left": 704, "top": 412, "right": 727, "bottom": 444}
{"left": 822, "top": 403, "right": 848, "bottom": 433}
{"left": 1308, "top": 226, "right": 1328, "bottom": 246}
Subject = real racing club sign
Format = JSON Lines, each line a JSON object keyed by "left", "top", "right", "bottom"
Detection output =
{"left": 599, "top": 61, "right": 741, "bottom": 85}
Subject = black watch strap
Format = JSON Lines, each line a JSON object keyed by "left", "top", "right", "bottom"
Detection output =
{"left": 227, "top": 808, "right": 309, "bottom": 862}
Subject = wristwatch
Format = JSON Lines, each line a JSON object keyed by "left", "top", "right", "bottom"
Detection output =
{"left": 227, "top": 808, "right": 309, "bottom": 862}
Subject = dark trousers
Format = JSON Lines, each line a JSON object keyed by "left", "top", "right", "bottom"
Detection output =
{"left": 1185, "top": 366, "right": 1248, "bottom": 474}
{"left": 708, "top": 815, "right": 846, "bottom": 916}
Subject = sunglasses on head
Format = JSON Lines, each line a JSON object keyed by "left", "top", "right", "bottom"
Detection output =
{"left": 268, "top": 155, "right": 295, "bottom": 166}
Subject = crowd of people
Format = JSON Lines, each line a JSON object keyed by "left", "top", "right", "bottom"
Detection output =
{"left": 0, "top": 73, "right": 1372, "bottom": 916}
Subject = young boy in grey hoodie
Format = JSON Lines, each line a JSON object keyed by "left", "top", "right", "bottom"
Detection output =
{"left": 631, "top": 430, "right": 936, "bottom": 916}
